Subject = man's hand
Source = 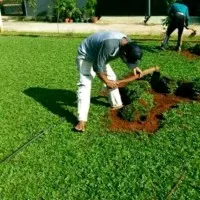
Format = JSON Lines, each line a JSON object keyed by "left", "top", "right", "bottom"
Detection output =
{"left": 132, "top": 67, "right": 143, "bottom": 77}
{"left": 97, "top": 72, "right": 119, "bottom": 89}
{"left": 106, "top": 80, "right": 119, "bottom": 89}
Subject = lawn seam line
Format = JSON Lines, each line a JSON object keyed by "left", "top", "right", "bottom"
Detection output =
{"left": 166, "top": 170, "right": 186, "bottom": 199}
{"left": 0, "top": 118, "right": 64, "bottom": 164}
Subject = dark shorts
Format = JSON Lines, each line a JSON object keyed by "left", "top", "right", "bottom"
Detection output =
{"left": 166, "top": 13, "right": 185, "bottom": 36}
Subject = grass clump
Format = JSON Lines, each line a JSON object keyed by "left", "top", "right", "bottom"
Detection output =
{"left": 119, "top": 80, "right": 151, "bottom": 105}
{"left": 189, "top": 43, "right": 200, "bottom": 56}
{"left": 119, "top": 92, "right": 154, "bottom": 122}
{"left": 193, "top": 78, "right": 200, "bottom": 96}
{"left": 119, "top": 81, "right": 154, "bottom": 121}
{"left": 150, "top": 71, "right": 179, "bottom": 94}
{"left": 144, "top": 72, "right": 200, "bottom": 99}
{"left": 176, "top": 78, "right": 200, "bottom": 99}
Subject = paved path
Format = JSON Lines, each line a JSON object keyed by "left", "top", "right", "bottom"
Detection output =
{"left": 1, "top": 19, "right": 200, "bottom": 36}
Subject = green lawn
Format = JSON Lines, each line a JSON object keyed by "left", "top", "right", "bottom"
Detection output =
{"left": 0, "top": 35, "right": 200, "bottom": 199}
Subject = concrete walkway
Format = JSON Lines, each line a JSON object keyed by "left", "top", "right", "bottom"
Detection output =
{"left": 1, "top": 16, "right": 200, "bottom": 36}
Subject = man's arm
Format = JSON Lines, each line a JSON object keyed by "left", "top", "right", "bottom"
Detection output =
{"left": 94, "top": 39, "right": 121, "bottom": 88}
{"left": 98, "top": 66, "right": 143, "bottom": 89}
{"left": 97, "top": 72, "right": 119, "bottom": 89}
{"left": 117, "top": 67, "right": 143, "bottom": 86}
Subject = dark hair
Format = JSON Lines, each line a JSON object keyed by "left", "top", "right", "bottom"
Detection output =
{"left": 123, "top": 42, "right": 143, "bottom": 63}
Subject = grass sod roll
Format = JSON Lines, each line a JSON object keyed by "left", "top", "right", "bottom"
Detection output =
{"left": 119, "top": 80, "right": 151, "bottom": 105}
{"left": 193, "top": 78, "right": 200, "bottom": 96}
{"left": 150, "top": 71, "right": 179, "bottom": 94}
{"left": 190, "top": 43, "right": 200, "bottom": 56}
{"left": 119, "top": 90, "right": 154, "bottom": 122}
{"left": 176, "top": 78, "right": 200, "bottom": 99}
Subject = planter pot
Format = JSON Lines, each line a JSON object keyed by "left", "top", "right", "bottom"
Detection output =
{"left": 65, "top": 18, "right": 70, "bottom": 23}
{"left": 91, "top": 16, "right": 98, "bottom": 23}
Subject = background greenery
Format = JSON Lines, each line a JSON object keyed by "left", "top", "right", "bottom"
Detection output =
{"left": 0, "top": 35, "right": 200, "bottom": 199}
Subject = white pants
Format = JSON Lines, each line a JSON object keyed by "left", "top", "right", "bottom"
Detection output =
{"left": 76, "top": 59, "right": 123, "bottom": 122}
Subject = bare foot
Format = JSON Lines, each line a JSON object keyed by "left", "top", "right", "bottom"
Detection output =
{"left": 74, "top": 121, "right": 86, "bottom": 132}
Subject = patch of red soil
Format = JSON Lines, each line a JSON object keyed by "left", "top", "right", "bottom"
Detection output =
{"left": 181, "top": 50, "right": 199, "bottom": 60}
{"left": 138, "top": 99, "right": 148, "bottom": 107}
{"left": 109, "top": 91, "right": 191, "bottom": 134}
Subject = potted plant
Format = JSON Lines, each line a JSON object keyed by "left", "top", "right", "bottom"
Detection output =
{"left": 80, "top": 7, "right": 90, "bottom": 23}
{"left": 64, "top": 0, "right": 76, "bottom": 22}
{"left": 71, "top": 7, "right": 82, "bottom": 23}
{"left": 84, "top": 0, "right": 98, "bottom": 23}
{"left": 54, "top": 0, "right": 76, "bottom": 23}
{"left": 54, "top": 0, "right": 67, "bottom": 22}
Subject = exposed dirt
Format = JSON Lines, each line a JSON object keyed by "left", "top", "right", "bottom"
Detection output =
{"left": 107, "top": 50, "right": 199, "bottom": 134}
{"left": 109, "top": 91, "right": 192, "bottom": 134}
{"left": 181, "top": 50, "right": 200, "bottom": 60}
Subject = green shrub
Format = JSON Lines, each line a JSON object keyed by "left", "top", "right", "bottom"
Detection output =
{"left": 3, "top": 0, "right": 22, "bottom": 3}
{"left": 84, "top": 0, "right": 97, "bottom": 17}
{"left": 71, "top": 7, "right": 82, "bottom": 21}
{"left": 52, "top": 0, "right": 77, "bottom": 21}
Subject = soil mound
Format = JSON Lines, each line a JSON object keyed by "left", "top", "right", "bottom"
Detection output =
{"left": 109, "top": 91, "right": 191, "bottom": 134}
{"left": 108, "top": 72, "right": 200, "bottom": 134}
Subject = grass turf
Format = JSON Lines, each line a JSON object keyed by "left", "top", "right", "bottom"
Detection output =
{"left": 0, "top": 35, "right": 200, "bottom": 199}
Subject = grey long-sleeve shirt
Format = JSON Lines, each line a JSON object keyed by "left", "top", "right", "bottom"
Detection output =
{"left": 77, "top": 31, "right": 131, "bottom": 73}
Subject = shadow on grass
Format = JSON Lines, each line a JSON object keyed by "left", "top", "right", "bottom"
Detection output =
{"left": 139, "top": 44, "right": 162, "bottom": 53}
{"left": 23, "top": 87, "right": 77, "bottom": 125}
{"left": 91, "top": 96, "right": 110, "bottom": 107}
